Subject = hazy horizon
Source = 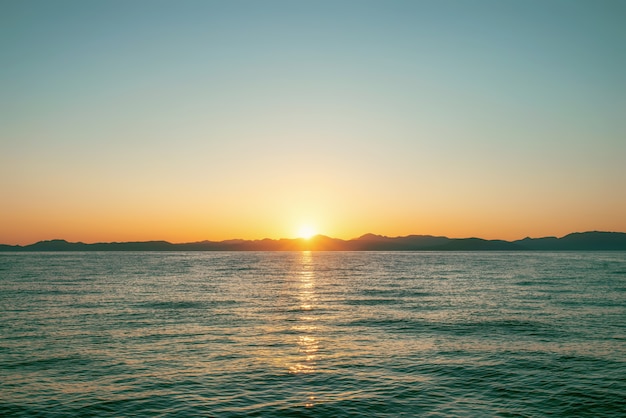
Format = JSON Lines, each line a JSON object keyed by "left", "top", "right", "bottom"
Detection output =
{"left": 2, "top": 0, "right": 625, "bottom": 245}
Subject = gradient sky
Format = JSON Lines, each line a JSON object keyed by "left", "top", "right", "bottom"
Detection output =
{"left": 1, "top": 0, "right": 625, "bottom": 245}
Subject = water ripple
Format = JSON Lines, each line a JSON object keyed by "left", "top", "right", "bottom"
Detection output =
{"left": 1, "top": 251, "right": 625, "bottom": 416}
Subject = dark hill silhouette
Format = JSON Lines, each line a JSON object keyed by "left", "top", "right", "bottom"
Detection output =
{"left": 437, "top": 238, "right": 523, "bottom": 251}
{"left": 513, "top": 231, "right": 626, "bottom": 250}
{"left": 1, "top": 231, "right": 625, "bottom": 251}
{"left": 350, "top": 234, "right": 451, "bottom": 250}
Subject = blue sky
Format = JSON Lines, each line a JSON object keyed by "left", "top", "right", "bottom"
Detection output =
{"left": 1, "top": 0, "right": 625, "bottom": 244}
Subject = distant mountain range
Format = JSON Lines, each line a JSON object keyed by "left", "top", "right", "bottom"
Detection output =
{"left": 1, "top": 231, "right": 626, "bottom": 251}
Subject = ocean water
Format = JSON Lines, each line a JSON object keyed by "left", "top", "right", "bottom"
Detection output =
{"left": 0, "top": 252, "right": 625, "bottom": 417}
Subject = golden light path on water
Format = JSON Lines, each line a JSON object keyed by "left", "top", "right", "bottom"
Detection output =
{"left": 290, "top": 251, "right": 319, "bottom": 408}
{"left": 290, "top": 251, "right": 318, "bottom": 376}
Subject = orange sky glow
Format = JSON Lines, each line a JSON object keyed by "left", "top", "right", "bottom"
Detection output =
{"left": 2, "top": 1, "right": 625, "bottom": 245}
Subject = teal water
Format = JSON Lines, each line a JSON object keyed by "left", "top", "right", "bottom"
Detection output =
{"left": 1, "top": 252, "right": 625, "bottom": 417}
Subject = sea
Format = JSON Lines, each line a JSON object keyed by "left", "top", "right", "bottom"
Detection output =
{"left": 1, "top": 251, "right": 625, "bottom": 417}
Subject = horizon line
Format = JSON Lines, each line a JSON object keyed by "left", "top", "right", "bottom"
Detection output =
{"left": 3, "top": 230, "right": 626, "bottom": 247}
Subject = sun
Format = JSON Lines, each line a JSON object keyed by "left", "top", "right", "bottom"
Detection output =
{"left": 297, "top": 225, "right": 317, "bottom": 240}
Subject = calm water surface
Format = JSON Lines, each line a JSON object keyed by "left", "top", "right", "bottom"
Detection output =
{"left": 1, "top": 252, "right": 625, "bottom": 417}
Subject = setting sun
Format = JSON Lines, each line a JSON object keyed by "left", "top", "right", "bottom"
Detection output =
{"left": 297, "top": 225, "right": 317, "bottom": 240}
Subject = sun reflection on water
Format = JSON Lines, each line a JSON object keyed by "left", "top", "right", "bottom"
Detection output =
{"left": 288, "top": 251, "right": 320, "bottom": 377}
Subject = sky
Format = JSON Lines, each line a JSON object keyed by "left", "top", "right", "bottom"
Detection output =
{"left": 1, "top": 0, "right": 625, "bottom": 245}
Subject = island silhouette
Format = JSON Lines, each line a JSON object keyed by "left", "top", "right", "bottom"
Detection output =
{"left": 2, "top": 231, "right": 626, "bottom": 251}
